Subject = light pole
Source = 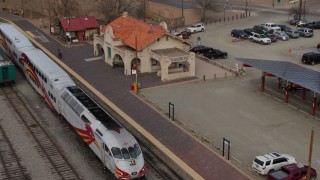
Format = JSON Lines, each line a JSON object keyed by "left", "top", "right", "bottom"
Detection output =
{"left": 303, "top": 0, "right": 306, "bottom": 19}
{"left": 245, "top": 0, "right": 248, "bottom": 17}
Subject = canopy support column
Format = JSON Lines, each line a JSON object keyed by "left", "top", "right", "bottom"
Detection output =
{"left": 261, "top": 73, "right": 265, "bottom": 92}
{"left": 312, "top": 93, "right": 316, "bottom": 116}
{"left": 285, "top": 82, "right": 289, "bottom": 104}
{"left": 302, "top": 88, "right": 306, "bottom": 100}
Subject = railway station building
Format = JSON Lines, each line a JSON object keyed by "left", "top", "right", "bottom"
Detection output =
{"left": 93, "top": 12, "right": 195, "bottom": 82}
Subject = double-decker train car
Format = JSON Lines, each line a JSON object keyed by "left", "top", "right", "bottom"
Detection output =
{"left": 0, "top": 22, "right": 145, "bottom": 179}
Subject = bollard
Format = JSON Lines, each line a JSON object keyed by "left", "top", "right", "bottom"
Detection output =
{"left": 224, "top": 17, "right": 225, "bottom": 22}
{"left": 203, "top": 75, "right": 206, "bottom": 81}
{"left": 229, "top": 67, "right": 232, "bottom": 72}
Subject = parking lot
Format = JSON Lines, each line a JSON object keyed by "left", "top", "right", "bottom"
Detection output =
{"left": 140, "top": 10, "right": 320, "bottom": 179}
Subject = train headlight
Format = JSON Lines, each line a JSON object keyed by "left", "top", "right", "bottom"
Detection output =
{"left": 129, "top": 160, "right": 136, "bottom": 166}
{"left": 115, "top": 166, "right": 130, "bottom": 179}
{"left": 138, "top": 165, "right": 145, "bottom": 177}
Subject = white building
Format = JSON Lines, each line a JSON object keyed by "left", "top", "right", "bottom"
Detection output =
{"left": 93, "top": 13, "right": 195, "bottom": 82}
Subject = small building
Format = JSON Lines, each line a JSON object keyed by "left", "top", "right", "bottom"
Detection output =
{"left": 59, "top": 16, "right": 99, "bottom": 42}
{"left": 93, "top": 12, "right": 195, "bottom": 82}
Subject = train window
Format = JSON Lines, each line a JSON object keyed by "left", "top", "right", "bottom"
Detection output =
{"left": 96, "top": 129, "right": 103, "bottom": 137}
{"left": 134, "top": 143, "right": 141, "bottom": 156}
{"left": 81, "top": 115, "right": 90, "bottom": 124}
{"left": 45, "top": 78, "right": 47, "bottom": 83}
{"left": 53, "top": 97, "right": 56, "bottom": 103}
{"left": 128, "top": 147, "right": 137, "bottom": 158}
{"left": 111, "top": 147, "right": 122, "bottom": 159}
{"left": 121, "top": 148, "right": 130, "bottom": 159}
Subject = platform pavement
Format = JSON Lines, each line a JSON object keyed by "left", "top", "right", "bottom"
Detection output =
{"left": 0, "top": 12, "right": 251, "bottom": 179}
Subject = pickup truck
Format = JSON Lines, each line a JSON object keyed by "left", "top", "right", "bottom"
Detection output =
{"left": 249, "top": 32, "right": 271, "bottom": 44}
{"left": 267, "top": 163, "right": 317, "bottom": 180}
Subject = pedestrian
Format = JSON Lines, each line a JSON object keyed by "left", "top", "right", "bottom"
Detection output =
{"left": 58, "top": 49, "right": 62, "bottom": 59}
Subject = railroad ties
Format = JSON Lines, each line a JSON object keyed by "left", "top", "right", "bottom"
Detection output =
{"left": 0, "top": 85, "right": 81, "bottom": 180}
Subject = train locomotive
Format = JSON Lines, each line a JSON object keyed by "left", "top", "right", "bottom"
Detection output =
{"left": 0, "top": 22, "right": 145, "bottom": 179}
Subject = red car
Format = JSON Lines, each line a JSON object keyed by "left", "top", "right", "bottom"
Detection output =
{"left": 267, "top": 163, "right": 317, "bottom": 180}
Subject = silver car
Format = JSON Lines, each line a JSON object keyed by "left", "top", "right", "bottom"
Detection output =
{"left": 274, "top": 31, "right": 289, "bottom": 41}
{"left": 285, "top": 29, "right": 300, "bottom": 38}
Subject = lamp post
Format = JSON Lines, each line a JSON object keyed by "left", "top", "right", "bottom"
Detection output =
{"left": 245, "top": 0, "right": 248, "bottom": 17}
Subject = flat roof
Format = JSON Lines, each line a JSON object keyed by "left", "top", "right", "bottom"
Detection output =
{"left": 152, "top": 48, "right": 189, "bottom": 57}
{"left": 236, "top": 58, "right": 320, "bottom": 94}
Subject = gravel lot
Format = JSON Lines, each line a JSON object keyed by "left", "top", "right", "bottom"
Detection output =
{"left": 140, "top": 8, "right": 320, "bottom": 180}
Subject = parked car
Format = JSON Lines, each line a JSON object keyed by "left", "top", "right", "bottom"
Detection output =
{"left": 274, "top": 31, "right": 289, "bottom": 41}
{"left": 189, "top": 45, "right": 212, "bottom": 54}
{"left": 296, "top": 19, "right": 308, "bottom": 27}
{"left": 266, "top": 163, "right": 317, "bottom": 180}
{"left": 317, "top": 43, "right": 320, "bottom": 50}
{"left": 253, "top": 25, "right": 268, "bottom": 34}
{"left": 305, "top": 21, "right": 320, "bottom": 29}
{"left": 263, "top": 22, "right": 281, "bottom": 32}
{"left": 249, "top": 32, "right": 272, "bottom": 45}
{"left": 252, "top": 152, "right": 296, "bottom": 175}
{"left": 203, "top": 49, "right": 228, "bottom": 60}
{"left": 186, "top": 23, "right": 205, "bottom": 33}
{"left": 297, "top": 28, "right": 313, "bottom": 37}
{"left": 301, "top": 52, "right": 320, "bottom": 65}
{"left": 231, "top": 29, "right": 249, "bottom": 39}
{"left": 265, "top": 33, "right": 277, "bottom": 42}
{"left": 277, "top": 24, "right": 292, "bottom": 32}
{"left": 285, "top": 29, "right": 300, "bottom": 38}
{"left": 243, "top": 28, "right": 255, "bottom": 36}
{"left": 173, "top": 30, "right": 191, "bottom": 39}
{"left": 289, "top": 18, "right": 300, "bottom": 25}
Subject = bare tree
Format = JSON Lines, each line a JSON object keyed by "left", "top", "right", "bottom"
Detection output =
{"left": 95, "top": 0, "right": 134, "bottom": 23}
{"left": 51, "top": 0, "right": 79, "bottom": 23}
{"left": 194, "top": 0, "right": 219, "bottom": 22}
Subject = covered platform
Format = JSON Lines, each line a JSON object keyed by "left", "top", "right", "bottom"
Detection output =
{"left": 236, "top": 58, "right": 320, "bottom": 116}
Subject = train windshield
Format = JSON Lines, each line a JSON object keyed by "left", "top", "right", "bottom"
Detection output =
{"left": 111, "top": 143, "right": 142, "bottom": 159}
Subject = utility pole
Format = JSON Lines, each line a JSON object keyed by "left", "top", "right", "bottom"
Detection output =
{"left": 245, "top": 0, "right": 248, "bottom": 17}
{"left": 298, "top": 0, "right": 302, "bottom": 19}
{"left": 144, "top": 0, "right": 146, "bottom": 22}
{"left": 182, "top": 0, "right": 184, "bottom": 18}
{"left": 303, "top": 0, "right": 306, "bottom": 19}
{"left": 306, "top": 129, "right": 314, "bottom": 180}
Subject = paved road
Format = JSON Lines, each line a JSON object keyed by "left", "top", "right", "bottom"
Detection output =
{"left": 0, "top": 13, "right": 249, "bottom": 179}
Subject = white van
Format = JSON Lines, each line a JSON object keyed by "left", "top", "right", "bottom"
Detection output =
{"left": 271, "top": 27, "right": 281, "bottom": 34}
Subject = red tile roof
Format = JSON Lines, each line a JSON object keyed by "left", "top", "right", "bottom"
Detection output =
{"left": 100, "top": 16, "right": 166, "bottom": 51}
{"left": 60, "top": 16, "right": 99, "bottom": 32}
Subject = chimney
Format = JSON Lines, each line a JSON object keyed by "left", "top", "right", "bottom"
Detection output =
{"left": 148, "top": 24, "right": 153, "bottom": 34}
{"left": 123, "top": 12, "right": 128, "bottom": 17}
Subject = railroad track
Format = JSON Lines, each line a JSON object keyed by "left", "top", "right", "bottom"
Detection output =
{"left": 0, "top": 84, "right": 81, "bottom": 180}
{"left": 0, "top": 122, "right": 30, "bottom": 179}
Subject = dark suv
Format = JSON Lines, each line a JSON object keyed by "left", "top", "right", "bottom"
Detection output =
{"left": 253, "top": 25, "right": 268, "bottom": 34}
{"left": 301, "top": 52, "right": 320, "bottom": 65}
{"left": 189, "top": 45, "right": 212, "bottom": 54}
{"left": 231, "top": 29, "right": 249, "bottom": 39}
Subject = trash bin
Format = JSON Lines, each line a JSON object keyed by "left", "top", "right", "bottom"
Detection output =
{"left": 130, "top": 85, "right": 134, "bottom": 91}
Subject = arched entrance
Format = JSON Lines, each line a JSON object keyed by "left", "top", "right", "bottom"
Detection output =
{"left": 113, "top": 54, "right": 124, "bottom": 68}
{"left": 94, "top": 43, "right": 105, "bottom": 57}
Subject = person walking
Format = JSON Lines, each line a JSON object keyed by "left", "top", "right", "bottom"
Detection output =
{"left": 57, "top": 49, "right": 62, "bottom": 59}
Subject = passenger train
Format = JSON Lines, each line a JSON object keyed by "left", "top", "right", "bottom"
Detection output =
{"left": 0, "top": 22, "right": 145, "bottom": 179}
